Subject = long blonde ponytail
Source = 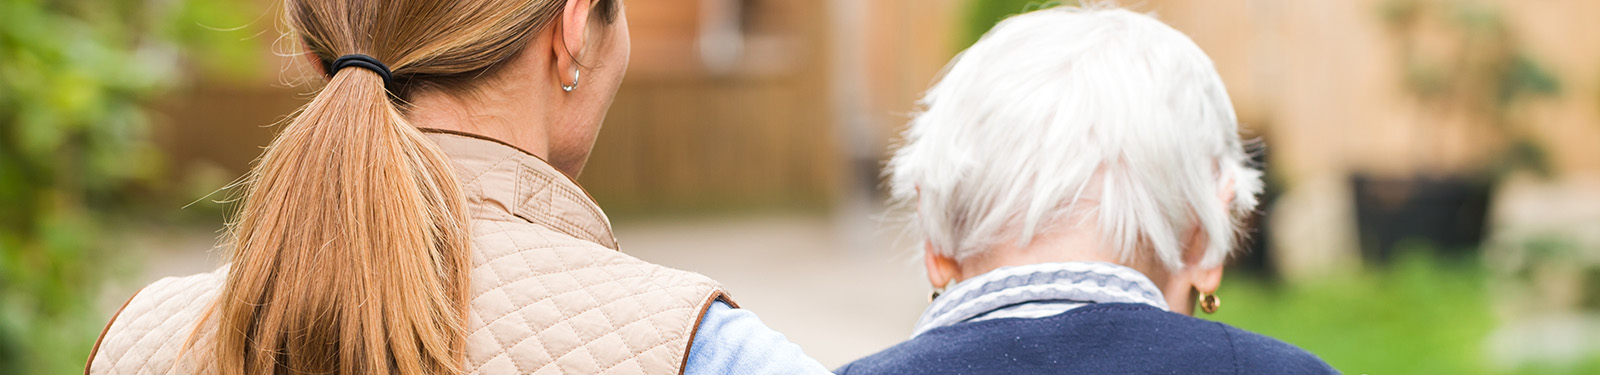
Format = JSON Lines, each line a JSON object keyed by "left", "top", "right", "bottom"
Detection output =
{"left": 215, "top": 64, "right": 472, "bottom": 374}
{"left": 207, "top": 0, "right": 619, "bottom": 374}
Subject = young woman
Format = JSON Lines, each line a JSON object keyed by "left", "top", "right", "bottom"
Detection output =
{"left": 86, "top": 0, "right": 827, "bottom": 374}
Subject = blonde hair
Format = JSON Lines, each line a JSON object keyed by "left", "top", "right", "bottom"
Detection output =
{"left": 207, "top": 0, "right": 617, "bottom": 374}
{"left": 888, "top": 6, "right": 1263, "bottom": 271}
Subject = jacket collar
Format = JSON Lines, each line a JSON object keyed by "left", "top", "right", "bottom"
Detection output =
{"left": 421, "top": 129, "right": 618, "bottom": 249}
{"left": 912, "top": 262, "right": 1168, "bottom": 337}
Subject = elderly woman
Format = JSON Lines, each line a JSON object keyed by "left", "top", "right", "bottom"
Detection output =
{"left": 837, "top": 6, "right": 1337, "bottom": 375}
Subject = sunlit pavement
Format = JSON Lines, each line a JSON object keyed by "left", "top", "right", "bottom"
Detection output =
{"left": 618, "top": 213, "right": 928, "bottom": 368}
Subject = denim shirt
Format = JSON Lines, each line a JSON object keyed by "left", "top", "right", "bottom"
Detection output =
{"left": 684, "top": 301, "right": 833, "bottom": 374}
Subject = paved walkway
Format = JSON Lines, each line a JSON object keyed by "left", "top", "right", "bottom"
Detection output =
{"left": 617, "top": 213, "right": 928, "bottom": 367}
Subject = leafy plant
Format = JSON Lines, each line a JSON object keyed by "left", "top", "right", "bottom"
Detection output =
{"left": 0, "top": 0, "right": 256, "bottom": 373}
{"left": 1381, "top": 0, "right": 1562, "bottom": 178}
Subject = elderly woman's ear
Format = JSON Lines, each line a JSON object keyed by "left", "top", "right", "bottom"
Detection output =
{"left": 919, "top": 185, "right": 962, "bottom": 292}
{"left": 924, "top": 241, "right": 962, "bottom": 292}
{"left": 1171, "top": 256, "right": 1225, "bottom": 315}
{"left": 1167, "top": 174, "right": 1238, "bottom": 315}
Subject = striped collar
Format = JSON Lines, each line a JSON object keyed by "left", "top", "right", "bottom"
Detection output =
{"left": 911, "top": 262, "right": 1168, "bottom": 337}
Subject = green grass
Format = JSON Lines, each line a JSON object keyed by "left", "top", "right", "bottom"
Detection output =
{"left": 1208, "top": 251, "right": 1600, "bottom": 374}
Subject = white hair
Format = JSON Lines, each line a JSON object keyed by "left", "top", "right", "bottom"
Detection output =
{"left": 888, "top": 6, "right": 1263, "bottom": 270}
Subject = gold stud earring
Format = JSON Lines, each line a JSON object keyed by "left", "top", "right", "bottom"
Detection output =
{"left": 1199, "top": 291, "right": 1221, "bottom": 314}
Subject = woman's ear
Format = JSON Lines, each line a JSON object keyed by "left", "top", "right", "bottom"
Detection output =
{"left": 917, "top": 186, "right": 960, "bottom": 288}
{"left": 305, "top": 49, "right": 326, "bottom": 77}
{"left": 924, "top": 241, "right": 961, "bottom": 289}
{"left": 1174, "top": 225, "right": 1227, "bottom": 314}
{"left": 1199, "top": 174, "right": 1235, "bottom": 293}
{"left": 1219, "top": 173, "right": 1237, "bottom": 211}
{"left": 1174, "top": 173, "right": 1237, "bottom": 313}
{"left": 1191, "top": 264, "right": 1224, "bottom": 296}
{"left": 552, "top": 0, "right": 594, "bottom": 86}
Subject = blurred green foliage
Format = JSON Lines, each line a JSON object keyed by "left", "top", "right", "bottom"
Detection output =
{"left": 1212, "top": 249, "right": 1600, "bottom": 374}
{"left": 959, "top": 0, "right": 1077, "bottom": 50}
{"left": 0, "top": 0, "right": 256, "bottom": 373}
{"left": 1382, "top": 0, "right": 1561, "bottom": 178}
{"left": 1383, "top": 0, "right": 1561, "bottom": 105}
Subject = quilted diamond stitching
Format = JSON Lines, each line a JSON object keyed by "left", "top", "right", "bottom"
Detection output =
{"left": 95, "top": 268, "right": 224, "bottom": 374}
{"left": 588, "top": 303, "right": 689, "bottom": 374}
{"left": 465, "top": 223, "right": 688, "bottom": 374}
{"left": 531, "top": 305, "right": 693, "bottom": 374}
{"left": 100, "top": 134, "right": 727, "bottom": 375}
{"left": 475, "top": 267, "right": 643, "bottom": 335}
{"left": 100, "top": 234, "right": 715, "bottom": 375}
{"left": 464, "top": 233, "right": 714, "bottom": 375}
{"left": 124, "top": 273, "right": 212, "bottom": 372}
{"left": 457, "top": 146, "right": 518, "bottom": 188}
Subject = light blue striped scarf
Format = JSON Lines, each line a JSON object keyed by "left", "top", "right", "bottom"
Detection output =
{"left": 912, "top": 262, "right": 1169, "bottom": 338}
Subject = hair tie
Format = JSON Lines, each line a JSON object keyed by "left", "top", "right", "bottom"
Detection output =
{"left": 326, "top": 54, "right": 393, "bottom": 88}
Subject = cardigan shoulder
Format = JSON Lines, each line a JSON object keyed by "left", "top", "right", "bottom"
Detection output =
{"left": 1215, "top": 319, "right": 1338, "bottom": 374}
{"left": 839, "top": 303, "right": 1337, "bottom": 375}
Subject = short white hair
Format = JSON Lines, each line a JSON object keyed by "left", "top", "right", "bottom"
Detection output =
{"left": 888, "top": 6, "right": 1263, "bottom": 270}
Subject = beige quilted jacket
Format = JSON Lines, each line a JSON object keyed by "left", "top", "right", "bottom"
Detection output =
{"left": 86, "top": 130, "right": 733, "bottom": 374}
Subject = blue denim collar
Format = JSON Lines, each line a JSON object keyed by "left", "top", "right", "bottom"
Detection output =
{"left": 912, "top": 262, "right": 1168, "bottom": 337}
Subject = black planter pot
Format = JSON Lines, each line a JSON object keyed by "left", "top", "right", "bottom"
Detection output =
{"left": 1350, "top": 175, "right": 1492, "bottom": 264}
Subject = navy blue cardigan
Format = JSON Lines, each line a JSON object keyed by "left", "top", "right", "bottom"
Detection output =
{"left": 838, "top": 303, "right": 1337, "bottom": 374}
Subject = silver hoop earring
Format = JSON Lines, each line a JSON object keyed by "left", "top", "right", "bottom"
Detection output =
{"left": 561, "top": 68, "right": 581, "bottom": 92}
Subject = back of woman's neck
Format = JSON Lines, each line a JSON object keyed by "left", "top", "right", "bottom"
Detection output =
{"left": 406, "top": 87, "right": 553, "bottom": 161}
{"left": 959, "top": 229, "right": 1169, "bottom": 287}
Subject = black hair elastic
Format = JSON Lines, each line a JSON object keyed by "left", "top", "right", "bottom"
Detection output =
{"left": 325, "top": 54, "right": 393, "bottom": 88}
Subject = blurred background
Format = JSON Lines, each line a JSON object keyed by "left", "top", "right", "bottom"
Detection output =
{"left": 3, "top": 0, "right": 1600, "bottom": 373}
